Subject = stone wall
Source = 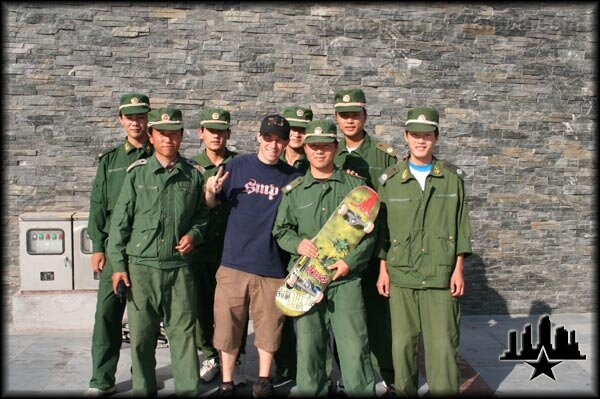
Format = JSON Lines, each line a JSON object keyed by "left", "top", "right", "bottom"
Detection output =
{"left": 3, "top": 2, "right": 596, "bottom": 318}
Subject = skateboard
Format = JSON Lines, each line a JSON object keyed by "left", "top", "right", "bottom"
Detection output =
{"left": 275, "top": 185, "right": 380, "bottom": 317}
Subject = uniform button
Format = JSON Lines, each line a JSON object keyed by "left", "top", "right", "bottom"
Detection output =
{"left": 449, "top": 236, "right": 453, "bottom": 240}
{"left": 422, "top": 281, "right": 426, "bottom": 285}
{"left": 422, "top": 248, "right": 426, "bottom": 252}
{"left": 161, "top": 239, "right": 165, "bottom": 243}
{"left": 322, "top": 207, "right": 327, "bottom": 212}
{"left": 392, "top": 239, "right": 397, "bottom": 243}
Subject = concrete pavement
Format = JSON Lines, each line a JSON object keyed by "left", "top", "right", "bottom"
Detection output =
{"left": 3, "top": 313, "right": 596, "bottom": 397}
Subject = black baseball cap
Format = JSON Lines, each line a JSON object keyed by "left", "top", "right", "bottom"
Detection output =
{"left": 259, "top": 114, "right": 290, "bottom": 140}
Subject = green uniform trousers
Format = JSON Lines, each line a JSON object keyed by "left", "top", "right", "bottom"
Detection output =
{"left": 362, "top": 258, "right": 395, "bottom": 384}
{"left": 127, "top": 264, "right": 199, "bottom": 396}
{"left": 296, "top": 278, "right": 375, "bottom": 397}
{"left": 89, "top": 261, "right": 125, "bottom": 390}
{"left": 389, "top": 286, "right": 460, "bottom": 397}
{"left": 274, "top": 316, "right": 297, "bottom": 379}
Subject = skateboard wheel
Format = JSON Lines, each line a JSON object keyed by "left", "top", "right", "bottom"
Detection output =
{"left": 286, "top": 274, "right": 298, "bottom": 288}
{"left": 337, "top": 203, "right": 348, "bottom": 216}
{"left": 363, "top": 222, "right": 375, "bottom": 234}
{"left": 314, "top": 291, "right": 324, "bottom": 303}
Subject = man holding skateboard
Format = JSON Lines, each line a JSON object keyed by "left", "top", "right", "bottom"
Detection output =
{"left": 273, "top": 120, "right": 376, "bottom": 396}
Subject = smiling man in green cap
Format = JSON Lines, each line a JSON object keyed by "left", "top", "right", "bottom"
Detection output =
{"left": 376, "top": 106, "right": 472, "bottom": 396}
{"left": 86, "top": 93, "right": 152, "bottom": 397}
{"left": 273, "top": 120, "right": 376, "bottom": 396}
{"left": 281, "top": 105, "right": 313, "bottom": 173}
{"left": 332, "top": 88, "right": 397, "bottom": 394}
{"left": 107, "top": 107, "right": 210, "bottom": 396}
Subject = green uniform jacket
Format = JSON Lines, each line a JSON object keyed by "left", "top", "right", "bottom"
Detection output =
{"left": 191, "top": 149, "right": 238, "bottom": 264}
{"left": 334, "top": 132, "right": 397, "bottom": 190}
{"left": 273, "top": 167, "right": 376, "bottom": 286}
{"left": 88, "top": 140, "right": 153, "bottom": 253}
{"left": 107, "top": 154, "right": 209, "bottom": 273}
{"left": 280, "top": 149, "right": 309, "bottom": 174}
{"left": 377, "top": 158, "right": 472, "bottom": 289}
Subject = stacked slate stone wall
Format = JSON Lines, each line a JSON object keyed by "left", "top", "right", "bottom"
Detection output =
{"left": 3, "top": 3, "right": 596, "bottom": 319}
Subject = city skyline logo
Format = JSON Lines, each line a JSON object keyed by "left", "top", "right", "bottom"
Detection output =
{"left": 499, "top": 314, "right": 586, "bottom": 381}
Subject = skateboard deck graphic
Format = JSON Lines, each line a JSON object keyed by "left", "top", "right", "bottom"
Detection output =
{"left": 275, "top": 185, "right": 380, "bottom": 317}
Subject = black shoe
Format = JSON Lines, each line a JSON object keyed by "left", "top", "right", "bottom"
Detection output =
{"left": 252, "top": 377, "right": 274, "bottom": 397}
{"left": 272, "top": 374, "right": 294, "bottom": 388}
{"left": 218, "top": 382, "right": 235, "bottom": 397}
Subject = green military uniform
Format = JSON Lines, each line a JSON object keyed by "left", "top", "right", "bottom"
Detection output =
{"left": 377, "top": 107, "right": 472, "bottom": 396}
{"left": 191, "top": 137, "right": 238, "bottom": 363}
{"left": 88, "top": 93, "right": 151, "bottom": 392}
{"left": 107, "top": 108, "right": 209, "bottom": 396}
{"left": 333, "top": 88, "right": 397, "bottom": 385}
{"left": 273, "top": 120, "right": 375, "bottom": 396}
{"left": 279, "top": 148, "right": 309, "bottom": 173}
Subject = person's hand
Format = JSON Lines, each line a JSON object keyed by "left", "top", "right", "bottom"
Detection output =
{"left": 345, "top": 169, "right": 360, "bottom": 177}
{"left": 206, "top": 166, "right": 229, "bottom": 195}
{"left": 112, "top": 272, "right": 130, "bottom": 295}
{"left": 450, "top": 271, "right": 465, "bottom": 297}
{"left": 376, "top": 261, "right": 390, "bottom": 298}
{"left": 91, "top": 252, "right": 105, "bottom": 273}
{"left": 297, "top": 239, "right": 318, "bottom": 259}
{"left": 327, "top": 260, "right": 350, "bottom": 281}
{"left": 175, "top": 234, "right": 195, "bottom": 254}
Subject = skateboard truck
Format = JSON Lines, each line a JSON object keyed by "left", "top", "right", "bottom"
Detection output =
{"left": 285, "top": 271, "right": 325, "bottom": 303}
{"left": 337, "top": 204, "right": 375, "bottom": 233}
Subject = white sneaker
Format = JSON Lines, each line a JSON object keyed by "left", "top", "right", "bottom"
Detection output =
{"left": 336, "top": 378, "right": 346, "bottom": 394}
{"left": 233, "top": 355, "right": 247, "bottom": 386}
{"left": 199, "top": 357, "right": 220, "bottom": 382}
{"left": 83, "top": 386, "right": 116, "bottom": 397}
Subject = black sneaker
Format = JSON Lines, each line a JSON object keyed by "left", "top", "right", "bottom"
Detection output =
{"left": 218, "top": 382, "right": 235, "bottom": 397}
{"left": 272, "top": 374, "right": 294, "bottom": 388}
{"left": 252, "top": 377, "right": 274, "bottom": 397}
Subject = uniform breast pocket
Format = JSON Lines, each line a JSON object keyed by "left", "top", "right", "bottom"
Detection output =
{"left": 126, "top": 219, "right": 159, "bottom": 258}
{"left": 388, "top": 232, "right": 412, "bottom": 267}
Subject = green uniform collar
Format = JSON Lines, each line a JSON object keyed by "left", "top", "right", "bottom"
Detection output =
{"left": 147, "top": 153, "right": 187, "bottom": 173}
{"left": 398, "top": 157, "right": 444, "bottom": 183}
{"left": 303, "top": 166, "right": 347, "bottom": 188}
{"left": 123, "top": 139, "right": 152, "bottom": 155}
{"left": 338, "top": 130, "right": 371, "bottom": 158}
{"left": 280, "top": 148, "right": 307, "bottom": 164}
{"left": 195, "top": 148, "right": 236, "bottom": 168}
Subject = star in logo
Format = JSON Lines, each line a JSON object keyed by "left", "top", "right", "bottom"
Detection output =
{"left": 526, "top": 347, "right": 561, "bottom": 380}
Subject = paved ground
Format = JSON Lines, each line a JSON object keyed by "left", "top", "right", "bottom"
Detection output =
{"left": 3, "top": 313, "right": 596, "bottom": 397}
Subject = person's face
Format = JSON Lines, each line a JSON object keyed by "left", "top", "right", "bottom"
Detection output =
{"left": 335, "top": 110, "right": 366, "bottom": 138}
{"left": 305, "top": 141, "right": 338, "bottom": 170}
{"left": 119, "top": 112, "right": 148, "bottom": 142}
{"left": 199, "top": 127, "right": 230, "bottom": 152}
{"left": 257, "top": 133, "right": 288, "bottom": 164}
{"left": 149, "top": 128, "right": 183, "bottom": 160}
{"left": 288, "top": 127, "right": 306, "bottom": 150}
{"left": 404, "top": 130, "right": 437, "bottom": 162}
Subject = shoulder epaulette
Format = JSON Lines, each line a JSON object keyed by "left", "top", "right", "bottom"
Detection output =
{"left": 378, "top": 163, "right": 402, "bottom": 185}
{"left": 282, "top": 176, "right": 304, "bottom": 193}
{"left": 376, "top": 141, "right": 398, "bottom": 158}
{"left": 185, "top": 158, "right": 206, "bottom": 174}
{"left": 126, "top": 158, "right": 147, "bottom": 172}
{"left": 441, "top": 160, "right": 465, "bottom": 180}
{"left": 98, "top": 147, "right": 117, "bottom": 160}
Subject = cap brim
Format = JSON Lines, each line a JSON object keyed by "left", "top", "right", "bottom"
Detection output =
{"left": 406, "top": 123, "right": 437, "bottom": 133}
{"left": 202, "top": 123, "right": 230, "bottom": 130}
{"left": 121, "top": 106, "right": 150, "bottom": 115}
{"left": 304, "top": 136, "right": 337, "bottom": 144}
{"left": 335, "top": 106, "right": 364, "bottom": 113}
{"left": 150, "top": 123, "right": 182, "bottom": 131}
{"left": 288, "top": 121, "right": 308, "bottom": 128}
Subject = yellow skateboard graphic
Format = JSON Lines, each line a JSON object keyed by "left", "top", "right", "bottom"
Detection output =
{"left": 275, "top": 185, "right": 380, "bottom": 317}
